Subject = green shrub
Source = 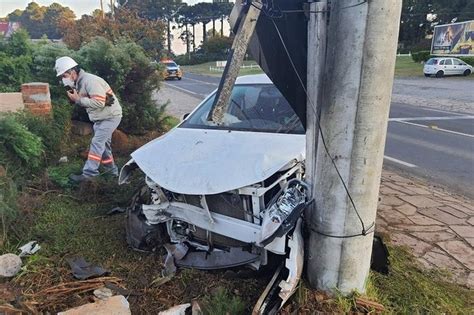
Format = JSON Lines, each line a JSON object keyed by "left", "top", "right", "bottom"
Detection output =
{"left": 78, "top": 37, "right": 166, "bottom": 134}
{"left": 31, "top": 42, "right": 75, "bottom": 100}
{"left": 16, "top": 103, "right": 72, "bottom": 160}
{"left": 411, "top": 51, "right": 431, "bottom": 63}
{"left": 201, "top": 287, "right": 246, "bottom": 315}
{"left": 0, "top": 30, "right": 33, "bottom": 92}
{"left": 0, "top": 115, "right": 44, "bottom": 174}
{"left": 459, "top": 57, "right": 474, "bottom": 66}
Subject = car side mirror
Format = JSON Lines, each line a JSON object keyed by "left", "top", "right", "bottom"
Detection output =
{"left": 182, "top": 113, "right": 190, "bottom": 120}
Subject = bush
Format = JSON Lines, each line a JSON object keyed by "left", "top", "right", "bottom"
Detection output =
{"left": 201, "top": 35, "right": 232, "bottom": 56}
{"left": 0, "top": 115, "right": 44, "bottom": 174}
{"left": 16, "top": 104, "right": 72, "bottom": 160}
{"left": 0, "top": 30, "right": 33, "bottom": 92}
{"left": 78, "top": 37, "right": 166, "bottom": 134}
{"left": 411, "top": 51, "right": 431, "bottom": 63}
{"left": 459, "top": 57, "right": 474, "bottom": 66}
{"left": 175, "top": 52, "right": 228, "bottom": 66}
{"left": 31, "top": 42, "right": 75, "bottom": 100}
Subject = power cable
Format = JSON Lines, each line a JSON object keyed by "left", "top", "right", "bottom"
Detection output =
{"left": 252, "top": 1, "right": 375, "bottom": 238}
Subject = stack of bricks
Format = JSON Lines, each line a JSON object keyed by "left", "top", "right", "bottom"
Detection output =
{"left": 21, "top": 82, "right": 52, "bottom": 116}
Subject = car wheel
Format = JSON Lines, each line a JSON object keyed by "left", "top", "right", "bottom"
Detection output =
{"left": 463, "top": 69, "right": 471, "bottom": 76}
{"left": 435, "top": 70, "right": 444, "bottom": 78}
{"left": 178, "top": 77, "right": 182, "bottom": 80}
{"left": 424, "top": 73, "right": 430, "bottom": 77}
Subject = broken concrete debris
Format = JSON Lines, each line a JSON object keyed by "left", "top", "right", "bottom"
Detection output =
{"left": 0, "top": 254, "right": 22, "bottom": 277}
{"left": 93, "top": 287, "right": 114, "bottom": 300}
{"left": 58, "top": 295, "right": 131, "bottom": 315}
{"left": 158, "top": 303, "right": 191, "bottom": 315}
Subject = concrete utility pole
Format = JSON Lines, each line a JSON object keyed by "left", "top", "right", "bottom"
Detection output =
{"left": 306, "top": 0, "right": 402, "bottom": 294}
{"left": 305, "top": 0, "right": 327, "bottom": 229}
{"left": 209, "top": 2, "right": 261, "bottom": 123}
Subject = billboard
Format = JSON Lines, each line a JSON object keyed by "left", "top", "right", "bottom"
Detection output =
{"left": 431, "top": 20, "right": 473, "bottom": 56}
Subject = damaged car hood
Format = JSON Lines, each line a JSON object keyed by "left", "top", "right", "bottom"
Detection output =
{"left": 131, "top": 127, "right": 305, "bottom": 195}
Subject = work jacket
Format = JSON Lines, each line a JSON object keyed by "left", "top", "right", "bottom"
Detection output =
{"left": 74, "top": 70, "right": 122, "bottom": 122}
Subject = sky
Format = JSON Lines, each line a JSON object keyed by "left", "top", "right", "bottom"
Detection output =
{"left": 0, "top": 0, "right": 210, "bottom": 18}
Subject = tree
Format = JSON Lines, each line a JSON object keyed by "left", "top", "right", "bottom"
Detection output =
{"left": 6, "top": 2, "right": 75, "bottom": 39}
{"left": 60, "top": 9, "right": 166, "bottom": 59}
{"left": 0, "top": 29, "right": 33, "bottom": 92}
{"left": 193, "top": 3, "right": 214, "bottom": 43}
{"left": 399, "top": 0, "right": 474, "bottom": 50}
{"left": 43, "top": 3, "right": 76, "bottom": 39}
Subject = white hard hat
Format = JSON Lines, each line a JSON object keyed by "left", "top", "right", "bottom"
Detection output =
{"left": 54, "top": 56, "right": 78, "bottom": 77}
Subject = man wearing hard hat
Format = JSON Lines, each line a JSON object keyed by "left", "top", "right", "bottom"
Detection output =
{"left": 54, "top": 56, "right": 122, "bottom": 183}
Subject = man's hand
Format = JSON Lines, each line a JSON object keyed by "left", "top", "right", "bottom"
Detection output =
{"left": 67, "top": 89, "right": 80, "bottom": 103}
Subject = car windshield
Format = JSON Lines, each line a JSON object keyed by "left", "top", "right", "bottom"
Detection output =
{"left": 180, "top": 84, "right": 304, "bottom": 134}
{"left": 426, "top": 58, "right": 438, "bottom": 65}
{"left": 164, "top": 62, "right": 177, "bottom": 67}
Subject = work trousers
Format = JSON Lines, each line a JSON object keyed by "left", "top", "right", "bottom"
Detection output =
{"left": 82, "top": 117, "right": 121, "bottom": 177}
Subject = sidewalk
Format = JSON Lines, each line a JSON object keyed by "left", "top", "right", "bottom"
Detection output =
{"left": 377, "top": 170, "right": 473, "bottom": 288}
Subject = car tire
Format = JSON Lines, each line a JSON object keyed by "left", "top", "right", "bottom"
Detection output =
{"left": 424, "top": 73, "right": 430, "bottom": 77}
{"left": 178, "top": 77, "right": 182, "bottom": 80}
{"left": 463, "top": 69, "right": 471, "bottom": 76}
{"left": 435, "top": 70, "right": 444, "bottom": 78}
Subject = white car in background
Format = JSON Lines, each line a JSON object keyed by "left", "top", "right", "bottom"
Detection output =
{"left": 424, "top": 57, "right": 472, "bottom": 77}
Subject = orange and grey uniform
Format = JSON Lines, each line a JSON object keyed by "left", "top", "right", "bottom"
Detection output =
{"left": 74, "top": 70, "right": 122, "bottom": 177}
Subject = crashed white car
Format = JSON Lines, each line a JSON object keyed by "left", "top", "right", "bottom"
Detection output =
{"left": 119, "top": 74, "right": 307, "bottom": 312}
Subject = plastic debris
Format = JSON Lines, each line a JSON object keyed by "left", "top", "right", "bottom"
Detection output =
{"left": 106, "top": 206, "right": 126, "bottom": 215}
{"left": 19, "top": 241, "right": 41, "bottom": 257}
{"left": 0, "top": 254, "right": 22, "bottom": 278}
{"left": 67, "top": 257, "right": 108, "bottom": 280}
{"left": 59, "top": 156, "right": 68, "bottom": 163}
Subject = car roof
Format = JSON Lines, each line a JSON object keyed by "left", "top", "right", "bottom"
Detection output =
{"left": 235, "top": 73, "right": 272, "bottom": 85}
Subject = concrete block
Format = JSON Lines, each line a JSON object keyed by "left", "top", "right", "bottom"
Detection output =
{"left": 0, "top": 92, "right": 24, "bottom": 113}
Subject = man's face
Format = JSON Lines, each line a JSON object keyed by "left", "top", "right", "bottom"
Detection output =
{"left": 61, "top": 69, "right": 78, "bottom": 82}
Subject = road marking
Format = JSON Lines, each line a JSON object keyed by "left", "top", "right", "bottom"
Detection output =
{"left": 384, "top": 155, "right": 417, "bottom": 168}
{"left": 183, "top": 76, "right": 219, "bottom": 86}
{"left": 417, "top": 107, "right": 464, "bottom": 116}
{"left": 393, "top": 120, "right": 474, "bottom": 138}
{"left": 163, "top": 82, "right": 207, "bottom": 98}
{"left": 389, "top": 115, "right": 474, "bottom": 122}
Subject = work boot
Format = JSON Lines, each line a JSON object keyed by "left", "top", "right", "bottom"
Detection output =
{"left": 69, "top": 173, "right": 93, "bottom": 183}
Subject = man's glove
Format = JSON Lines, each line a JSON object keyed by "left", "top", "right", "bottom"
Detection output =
{"left": 105, "top": 92, "right": 115, "bottom": 107}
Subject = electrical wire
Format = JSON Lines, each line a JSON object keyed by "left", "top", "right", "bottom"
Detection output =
{"left": 253, "top": 2, "right": 375, "bottom": 238}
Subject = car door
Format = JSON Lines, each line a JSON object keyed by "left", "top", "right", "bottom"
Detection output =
{"left": 453, "top": 58, "right": 466, "bottom": 74}
{"left": 443, "top": 58, "right": 454, "bottom": 75}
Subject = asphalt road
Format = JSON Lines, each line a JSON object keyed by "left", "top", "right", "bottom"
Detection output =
{"left": 164, "top": 73, "right": 474, "bottom": 197}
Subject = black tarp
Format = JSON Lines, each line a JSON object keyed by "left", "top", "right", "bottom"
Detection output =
{"left": 231, "top": 0, "right": 308, "bottom": 127}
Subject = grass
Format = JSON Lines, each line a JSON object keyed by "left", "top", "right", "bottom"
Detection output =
{"left": 394, "top": 56, "right": 425, "bottom": 77}
{"left": 182, "top": 60, "right": 263, "bottom": 77}
{"left": 201, "top": 287, "right": 246, "bottom": 315}
{"left": 1, "top": 128, "right": 472, "bottom": 313}
{"left": 184, "top": 56, "right": 473, "bottom": 79}
{"left": 370, "top": 245, "right": 473, "bottom": 314}
{"left": 2, "top": 168, "right": 473, "bottom": 313}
